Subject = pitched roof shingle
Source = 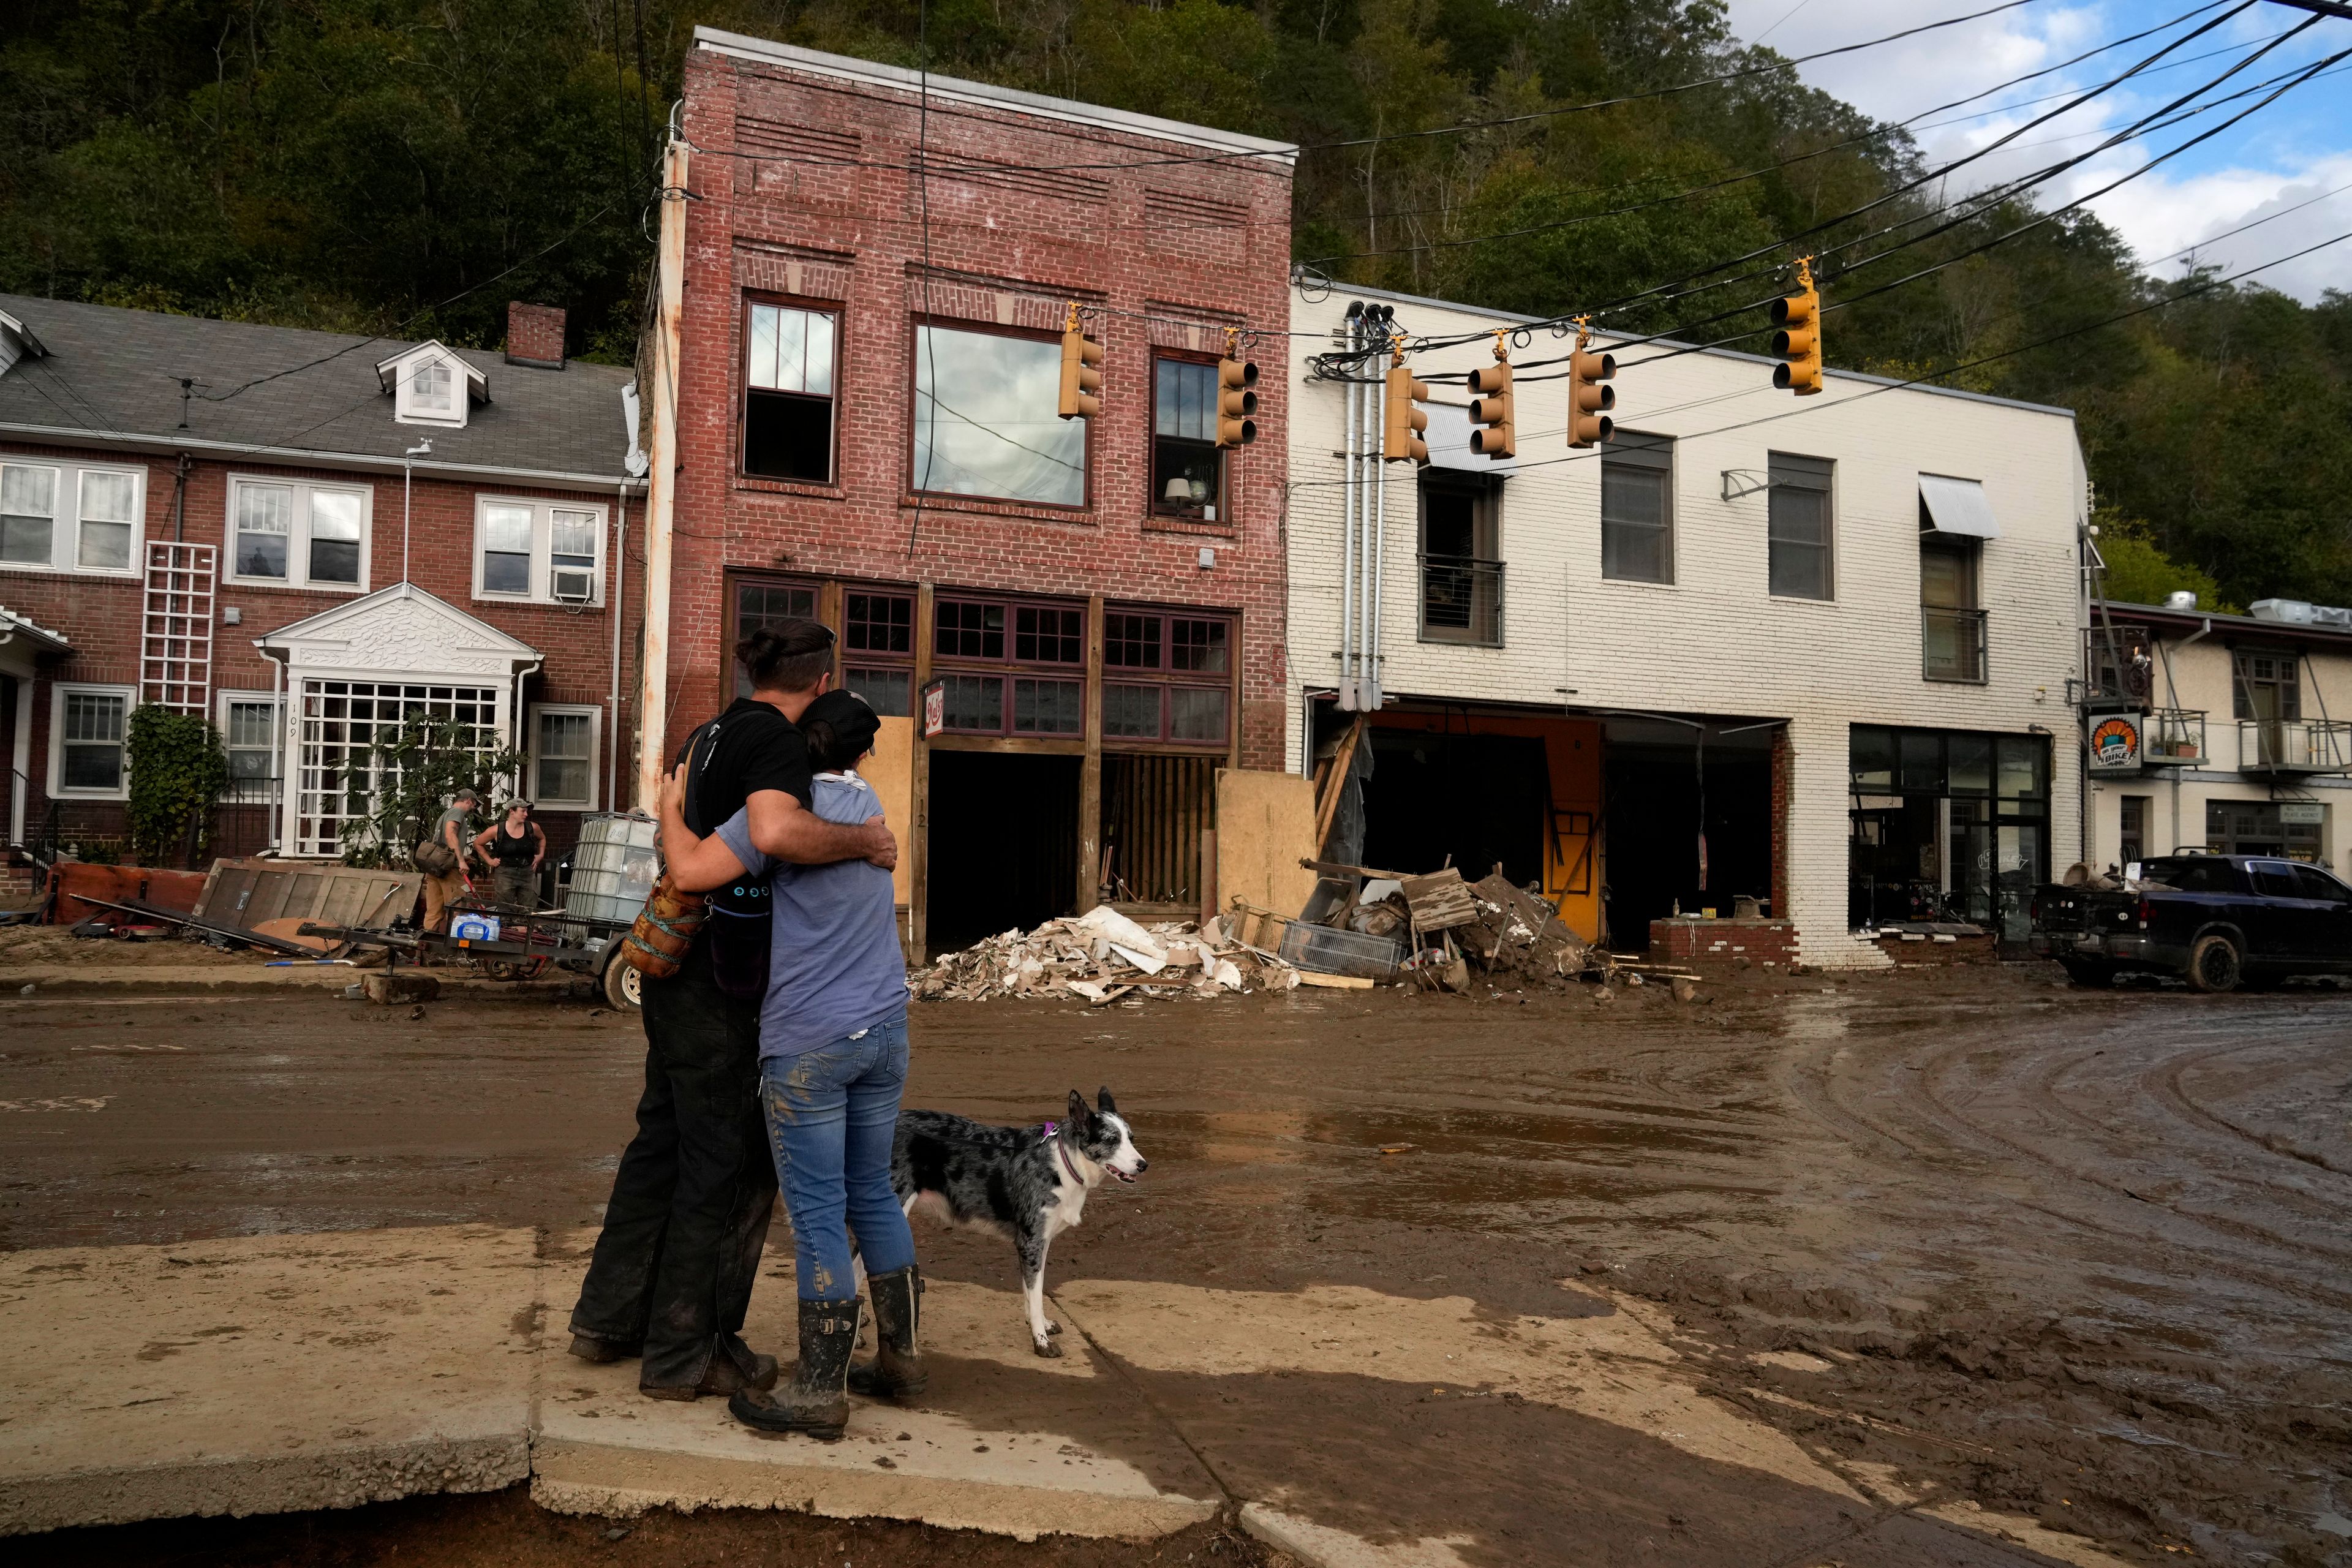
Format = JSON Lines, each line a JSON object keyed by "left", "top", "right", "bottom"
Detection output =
{"left": 0, "top": 294, "right": 640, "bottom": 485}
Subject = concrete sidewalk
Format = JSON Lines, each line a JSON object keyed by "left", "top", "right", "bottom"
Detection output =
{"left": 0, "top": 1225, "right": 2135, "bottom": 1566}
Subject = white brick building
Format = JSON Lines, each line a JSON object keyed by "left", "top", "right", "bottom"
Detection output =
{"left": 2084, "top": 600, "right": 2352, "bottom": 873}
{"left": 1283, "top": 284, "right": 2087, "bottom": 967}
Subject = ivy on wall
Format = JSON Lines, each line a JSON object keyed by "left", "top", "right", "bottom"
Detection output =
{"left": 124, "top": 705, "right": 229, "bottom": 867}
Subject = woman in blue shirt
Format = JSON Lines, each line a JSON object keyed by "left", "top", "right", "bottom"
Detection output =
{"left": 659, "top": 690, "right": 921, "bottom": 1440}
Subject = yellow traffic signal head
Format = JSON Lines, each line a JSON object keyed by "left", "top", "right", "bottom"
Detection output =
{"left": 1217, "top": 356, "right": 1259, "bottom": 448}
{"left": 1058, "top": 326, "right": 1103, "bottom": 420}
{"left": 1567, "top": 344, "right": 1616, "bottom": 448}
{"left": 1468, "top": 352, "right": 1514, "bottom": 460}
{"left": 1770, "top": 279, "right": 1822, "bottom": 396}
{"left": 1383, "top": 361, "right": 1430, "bottom": 464}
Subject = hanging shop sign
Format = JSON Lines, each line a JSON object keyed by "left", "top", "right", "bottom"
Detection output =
{"left": 2087, "top": 712, "right": 2142, "bottom": 772}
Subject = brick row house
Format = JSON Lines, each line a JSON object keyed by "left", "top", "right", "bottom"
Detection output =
{"left": 0, "top": 296, "right": 644, "bottom": 870}
{"left": 660, "top": 32, "right": 1295, "bottom": 954}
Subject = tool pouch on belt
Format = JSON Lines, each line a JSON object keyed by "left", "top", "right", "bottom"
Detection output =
{"left": 622, "top": 874, "right": 704, "bottom": 979}
{"left": 412, "top": 837, "right": 458, "bottom": 877}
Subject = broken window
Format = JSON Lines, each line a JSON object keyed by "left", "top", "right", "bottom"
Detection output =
{"left": 743, "top": 300, "right": 837, "bottom": 483}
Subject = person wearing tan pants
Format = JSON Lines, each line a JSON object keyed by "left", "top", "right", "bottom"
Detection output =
{"left": 421, "top": 788, "right": 478, "bottom": 933}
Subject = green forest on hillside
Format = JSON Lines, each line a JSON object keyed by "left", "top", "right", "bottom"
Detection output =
{"left": 4, "top": 0, "right": 2348, "bottom": 608}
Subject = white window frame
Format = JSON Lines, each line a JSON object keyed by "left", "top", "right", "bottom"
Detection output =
{"left": 395, "top": 349, "right": 468, "bottom": 427}
{"left": 216, "top": 688, "right": 286, "bottom": 788}
{"left": 0, "top": 459, "right": 144, "bottom": 578}
{"left": 472, "top": 496, "right": 608, "bottom": 607}
{"left": 223, "top": 475, "right": 374, "bottom": 593}
{"left": 50, "top": 682, "right": 135, "bottom": 801}
{"left": 527, "top": 703, "right": 602, "bottom": 810}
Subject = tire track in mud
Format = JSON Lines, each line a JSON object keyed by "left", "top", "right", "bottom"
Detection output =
{"left": 1778, "top": 997, "right": 2352, "bottom": 1318}
{"left": 2150, "top": 1039, "right": 2352, "bottom": 1180}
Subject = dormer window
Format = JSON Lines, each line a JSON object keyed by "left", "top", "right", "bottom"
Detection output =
{"left": 377, "top": 341, "right": 486, "bottom": 428}
{"left": 411, "top": 359, "right": 452, "bottom": 413}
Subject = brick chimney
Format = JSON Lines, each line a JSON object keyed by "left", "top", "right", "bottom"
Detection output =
{"left": 505, "top": 301, "right": 566, "bottom": 369}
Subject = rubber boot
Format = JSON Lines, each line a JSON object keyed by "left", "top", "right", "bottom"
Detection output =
{"left": 847, "top": 1265, "right": 929, "bottom": 1401}
{"left": 729, "top": 1297, "right": 861, "bottom": 1440}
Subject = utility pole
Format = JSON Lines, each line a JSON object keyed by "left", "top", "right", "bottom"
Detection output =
{"left": 636, "top": 134, "right": 688, "bottom": 813}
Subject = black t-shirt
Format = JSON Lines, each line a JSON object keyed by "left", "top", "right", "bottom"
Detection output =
{"left": 676, "top": 698, "right": 813, "bottom": 916}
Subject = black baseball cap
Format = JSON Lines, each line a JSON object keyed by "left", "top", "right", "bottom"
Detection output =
{"left": 801, "top": 689, "right": 881, "bottom": 767}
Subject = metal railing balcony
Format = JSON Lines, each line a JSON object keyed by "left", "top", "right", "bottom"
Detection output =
{"left": 1419, "top": 554, "right": 1504, "bottom": 646}
{"left": 1923, "top": 606, "right": 1988, "bottom": 684}
{"left": 2142, "top": 708, "right": 2207, "bottom": 766}
{"left": 2236, "top": 718, "right": 2352, "bottom": 774}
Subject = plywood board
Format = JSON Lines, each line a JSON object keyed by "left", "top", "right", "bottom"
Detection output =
{"left": 1215, "top": 769, "right": 1319, "bottom": 921}
{"left": 862, "top": 715, "right": 916, "bottom": 911}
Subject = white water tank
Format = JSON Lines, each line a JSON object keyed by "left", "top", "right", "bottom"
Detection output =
{"left": 2165, "top": 590, "right": 2198, "bottom": 610}
{"left": 2251, "top": 598, "right": 2316, "bottom": 624}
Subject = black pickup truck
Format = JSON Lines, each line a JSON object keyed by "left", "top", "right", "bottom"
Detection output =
{"left": 2032, "top": 854, "right": 2352, "bottom": 992}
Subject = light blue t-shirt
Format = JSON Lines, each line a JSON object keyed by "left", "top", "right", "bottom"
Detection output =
{"left": 714, "top": 775, "right": 907, "bottom": 1059}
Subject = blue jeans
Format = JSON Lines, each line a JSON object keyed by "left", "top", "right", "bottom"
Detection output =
{"left": 760, "top": 1014, "right": 917, "bottom": 1302}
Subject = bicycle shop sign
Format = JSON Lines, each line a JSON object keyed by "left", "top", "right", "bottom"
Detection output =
{"left": 2087, "top": 712, "right": 2143, "bottom": 772}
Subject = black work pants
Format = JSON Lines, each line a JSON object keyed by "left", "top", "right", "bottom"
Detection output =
{"left": 568, "top": 943, "right": 778, "bottom": 1389}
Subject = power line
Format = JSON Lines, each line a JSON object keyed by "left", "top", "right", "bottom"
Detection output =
{"left": 703, "top": 0, "right": 2061, "bottom": 179}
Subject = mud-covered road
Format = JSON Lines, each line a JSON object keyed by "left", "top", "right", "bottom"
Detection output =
{"left": 3, "top": 965, "right": 2348, "bottom": 1566}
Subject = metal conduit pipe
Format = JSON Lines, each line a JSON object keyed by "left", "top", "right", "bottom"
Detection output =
{"left": 1369, "top": 326, "right": 1387, "bottom": 713}
{"left": 1340, "top": 303, "right": 1362, "bottom": 710}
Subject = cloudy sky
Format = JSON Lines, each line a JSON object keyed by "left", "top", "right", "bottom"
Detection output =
{"left": 1718, "top": 0, "right": 2352, "bottom": 301}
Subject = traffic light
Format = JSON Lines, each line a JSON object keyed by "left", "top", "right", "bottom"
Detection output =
{"left": 1567, "top": 318, "right": 1615, "bottom": 448}
{"left": 1383, "top": 343, "right": 1429, "bottom": 464}
{"left": 1217, "top": 347, "right": 1259, "bottom": 448}
{"left": 1771, "top": 259, "right": 1822, "bottom": 396}
{"left": 1468, "top": 332, "right": 1514, "bottom": 460}
{"left": 1058, "top": 303, "right": 1102, "bottom": 420}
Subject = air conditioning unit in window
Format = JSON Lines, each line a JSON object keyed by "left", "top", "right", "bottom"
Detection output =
{"left": 551, "top": 568, "right": 596, "bottom": 603}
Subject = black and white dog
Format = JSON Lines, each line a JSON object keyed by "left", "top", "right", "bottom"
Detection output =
{"left": 889, "top": 1088, "right": 1146, "bottom": 1357}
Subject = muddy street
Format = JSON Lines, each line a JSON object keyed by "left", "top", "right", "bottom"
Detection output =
{"left": 3, "top": 965, "right": 2348, "bottom": 1566}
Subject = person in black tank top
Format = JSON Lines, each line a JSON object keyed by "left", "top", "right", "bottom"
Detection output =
{"left": 568, "top": 618, "right": 899, "bottom": 1400}
{"left": 473, "top": 801, "right": 545, "bottom": 910}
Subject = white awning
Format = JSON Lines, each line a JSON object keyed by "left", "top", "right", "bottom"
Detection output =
{"left": 1422, "top": 401, "right": 1520, "bottom": 474}
{"left": 1919, "top": 473, "right": 2000, "bottom": 538}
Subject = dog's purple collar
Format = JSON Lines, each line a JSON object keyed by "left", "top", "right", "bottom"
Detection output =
{"left": 1042, "top": 1123, "right": 1085, "bottom": 1186}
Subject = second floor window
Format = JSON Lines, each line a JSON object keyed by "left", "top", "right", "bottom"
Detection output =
{"left": 1600, "top": 432, "right": 1672, "bottom": 584}
{"left": 230, "top": 478, "right": 367, "bottom": 590}
{"left": 1920, "top": 533, "right": 1984, "bottom": 683}
{"left": 476, "top": 499, "right": 603, "bottom": 603}
{"left": 1419, "top": 473, "right": 1501, "bottom": 646}
{"left": 2234, "top": 652, "right": 2301, "bottom": 721}
{"left": 744, "top": 301, "right": 837, "bottom": 482}
{"left": 912, "top": 325, "right": 1087, "bottom": 508}
{"left": 1152, "top": 356, "right": 1223, "bottom": 521}
{"left": 1768, "top": 451, "right": 1833, "bottom": 600}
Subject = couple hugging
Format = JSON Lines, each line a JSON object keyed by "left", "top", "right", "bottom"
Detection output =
{"left": 567, "top": 619, "right": 922, "bottom": 1441}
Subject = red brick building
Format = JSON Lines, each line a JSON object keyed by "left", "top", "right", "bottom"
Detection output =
{"left": 664, "top": 31, "right": 1295, "bottom": 952}
{"left": 0, "top": 296, "right": 644, "bottom": 869}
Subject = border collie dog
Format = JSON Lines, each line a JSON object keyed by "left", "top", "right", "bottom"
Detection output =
{"left": 890, "top": 1088, "right": 1146, "bottom": 1357}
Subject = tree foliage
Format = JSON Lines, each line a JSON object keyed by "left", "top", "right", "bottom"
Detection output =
{"left": 339, "top": 715, "right": 526, "bottom": 872}
{"left": 5, "top": 0, "right": 2348, "bottom": 601}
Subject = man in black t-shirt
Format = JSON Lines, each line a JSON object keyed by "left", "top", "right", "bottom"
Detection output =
{"left": 568, "top": 619, "right": 897, "bottom": 1400}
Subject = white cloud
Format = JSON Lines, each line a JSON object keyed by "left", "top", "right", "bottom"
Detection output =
{"left": 1716, "top": 0, "right": 2352, "bottom": 301}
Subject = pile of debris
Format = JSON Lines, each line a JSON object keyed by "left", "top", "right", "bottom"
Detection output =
{"left": 914, "top": 862, "right": 1617, "bottom": 1004}
{"left": 913, "top": 905, "right": 1308, "bottom": 1004}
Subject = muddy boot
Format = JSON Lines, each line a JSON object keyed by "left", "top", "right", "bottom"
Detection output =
{"left": 729, "top": 1297, "right": 861, "bottom": 1439}
{"left": 568, "top": 1333, "right": 641, "bottom": 1364}
{"left": 847, "top": 1265, "right": 929, "bottom": 1401}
